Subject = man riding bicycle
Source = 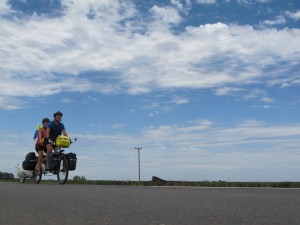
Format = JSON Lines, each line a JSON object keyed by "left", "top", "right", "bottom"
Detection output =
{"left": 44, "top": 111, "right": 69, "bottom": 170}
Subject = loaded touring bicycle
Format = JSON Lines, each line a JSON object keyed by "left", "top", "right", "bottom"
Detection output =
{"left": 17, "top": 136, "right": 77, "bottom": 184}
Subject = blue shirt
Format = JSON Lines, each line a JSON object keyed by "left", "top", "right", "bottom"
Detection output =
{"left": 48, "top": 121, "right": 65, "bottom": 141}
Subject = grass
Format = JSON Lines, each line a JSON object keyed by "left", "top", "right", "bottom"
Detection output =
{"left": 2, "top": 179, "right": 300, "bottom": 188}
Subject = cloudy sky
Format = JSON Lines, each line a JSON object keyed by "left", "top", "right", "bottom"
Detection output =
{"left": 0, "top": 0, "right": 300, "bottom": 181}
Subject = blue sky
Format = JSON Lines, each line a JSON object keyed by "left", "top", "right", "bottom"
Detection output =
{"left": 0, "top": 0, "right": 300, "bottom": 181}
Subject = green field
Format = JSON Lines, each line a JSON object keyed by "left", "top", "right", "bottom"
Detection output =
{"left": 1, "top": 179, "right": 300, "bottom": 188}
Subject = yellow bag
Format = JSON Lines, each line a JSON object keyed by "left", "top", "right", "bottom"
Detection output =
{"left": 56, "top": 136, "right": 71, "bottom": 148}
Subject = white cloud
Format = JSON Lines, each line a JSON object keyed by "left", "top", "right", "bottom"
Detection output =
{"left": 261, "top": 15, "right": 286, "bottom": 26}
{"left": 237, "top": 0, "right": 251, "bottom": 5}
{"left": 285, "top": 10, "right": 300, "bottom": 21}
{"left": 150, "top": 5, "right": 182, "bottom": 25}
{"left": 0, "top": 1, "right": 299, "bottom": 109}
{"left": 172, "top": 96, "right": 190, "bottom": 105}
{"left": 87, "top": 96, "right": 98, "bottom": 102}
{"left": 83, "top": 95, "right": 98, "bottom": 104}
{"left": 215, "top": 87, "right": 244, "bottom": 96}
{"left": 111, "top": 123, "right": 124, "bottom": 129}
{"left": 0, "top": 0, "right": 11, "bottom": 15}
{"left": 261, "top": 97, "right": 273, "bottom": 103}
{"left": 0, "top": 96, "right": 26, "bottom": 110}
{"left": 148, "top": 112, "right": 155, "bottom": 117}
{"left": 61, "top": 98, "right": 74, "bottom": 103}
{"left": 256, "top": 0, "right": 271, "bottom": 3}
{"left": 279, "top": 78, "right": 300, "bottom": 88}
{"left": 171, "top": 0, "right": 191, "bottom": 14}
{"left": 244, "top": 89, "right": 267, "bottom": 99}
{"left": 141, "top": 120, "right": 300, "bottom": 147}
{"left": 243, "top": 90, "right": 275, "bottom": 106}
{"left": 238, "top": 0, "right": 271, "bottom": 5}
{"left": 196, "top": 0, "right": 217, "bottom": 4}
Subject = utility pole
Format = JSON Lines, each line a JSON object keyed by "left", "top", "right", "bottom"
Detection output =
{"left": 134, "top": 147, "right": 142, "bottom": 186}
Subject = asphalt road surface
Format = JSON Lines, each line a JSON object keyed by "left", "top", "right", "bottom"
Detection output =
{"left": 0, "top": 182, "right": 299, "bottom": 225}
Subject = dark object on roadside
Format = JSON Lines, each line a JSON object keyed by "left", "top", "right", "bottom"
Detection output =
{"left": 65, "top": 153, "right": 77, "bottom": 171}
{"left": 22, "top": 152, "right": 37, "bottom": 170}
{"left": 152, "top": 176, "right": 167, "bottom": 186}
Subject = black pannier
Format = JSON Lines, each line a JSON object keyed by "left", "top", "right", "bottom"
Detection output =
{"left": 22, "top": 152, "right": 37, "bottom": 170}
{"left": 65, "top": 153, "right": 77, "bottom": 171}
{"left": 49, "top": 152, "right": 61, "bottom": 170}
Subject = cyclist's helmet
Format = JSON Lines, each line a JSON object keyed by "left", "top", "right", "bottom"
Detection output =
{"left": 42, "top": 118, "right": 50, "bottom": 123}
{"left": 53, "top": 111, "right": 63, "bottom": 117}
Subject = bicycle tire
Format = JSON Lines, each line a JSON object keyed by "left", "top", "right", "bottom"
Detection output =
{"left": 57, "top": 155, "right": 69, "bottom": 184}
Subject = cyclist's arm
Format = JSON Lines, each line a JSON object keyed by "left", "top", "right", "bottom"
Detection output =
{"left": 61, "top": 123, "right": 68, "bottom": 136}
{"left": 45, "top": 127, "right": 50, "bottom": 139}
{"left": 37, "top": 128, "right": 42, "bottom": 144}
{"left": 62, "top": 130, "right": 68, "bottom": 137}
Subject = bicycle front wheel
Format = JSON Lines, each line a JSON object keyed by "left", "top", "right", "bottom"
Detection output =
{"left": 57, "top": 155, "right": 69, "bottom": 184}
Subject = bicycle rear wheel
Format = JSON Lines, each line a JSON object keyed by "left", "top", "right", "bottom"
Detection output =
{"left": 57, "top": 155, "right": 69, "bottom": 184}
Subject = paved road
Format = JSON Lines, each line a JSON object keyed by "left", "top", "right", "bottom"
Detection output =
{"left": 0, "top": 182, "right": 299, "bottom": 225}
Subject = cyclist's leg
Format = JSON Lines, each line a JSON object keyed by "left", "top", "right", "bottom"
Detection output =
{"left": 35, "top": 145, "right": 43, "bottom": 174}
{"left": 37, "top": 150, "right": 43, "bottom": 174}
{"left": 45, "top": 144, "right": 53, "bottom": 169}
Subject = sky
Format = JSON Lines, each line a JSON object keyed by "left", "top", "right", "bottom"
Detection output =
{"left": 0, "top": 0, "right": 300, "bottom": 182}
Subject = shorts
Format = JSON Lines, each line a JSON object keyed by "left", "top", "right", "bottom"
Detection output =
{"left": 44, "top": 138, "right": 57, "bottom": 149}
{"left": 35, "top": 143, "right": 47, "bottom": 154}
